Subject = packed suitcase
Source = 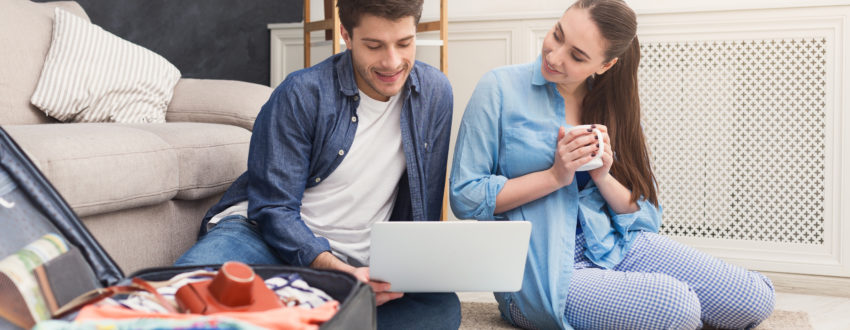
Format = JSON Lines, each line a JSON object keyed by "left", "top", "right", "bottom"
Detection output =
{"left": 0, "top": 127, "right": 376, "bottom": 329}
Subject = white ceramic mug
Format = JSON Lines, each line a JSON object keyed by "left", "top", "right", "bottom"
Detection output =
{"left": 569, "top": 125, "right": 604, "bottom": 172}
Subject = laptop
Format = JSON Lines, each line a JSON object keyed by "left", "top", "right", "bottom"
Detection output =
{"left": 369, "top": 220, "right": 531, "bottom": 292}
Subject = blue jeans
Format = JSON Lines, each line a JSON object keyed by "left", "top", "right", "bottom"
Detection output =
{"left": 175, "top": 216, "right": 461, "bottom": 329}
{"left": 175, "top": 215, "right": 285, "bottom": 265}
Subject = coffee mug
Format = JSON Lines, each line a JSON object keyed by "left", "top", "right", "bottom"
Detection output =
{"left": 569, "top": 125, "right": 604, "bottom": 172}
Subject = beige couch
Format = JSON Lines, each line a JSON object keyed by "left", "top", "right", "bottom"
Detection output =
{"left": 0, "top": 0, "right": 273, "bottom": 274}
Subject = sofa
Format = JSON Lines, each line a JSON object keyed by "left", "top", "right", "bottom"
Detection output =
{"left": 0, "top": 0, "right": 273, "bottom": 274}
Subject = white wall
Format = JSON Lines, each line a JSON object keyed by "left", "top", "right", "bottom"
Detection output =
{"left": 308, "top": 0, "right": 850, "bottom": 22}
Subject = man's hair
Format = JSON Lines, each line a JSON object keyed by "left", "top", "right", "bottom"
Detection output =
{"left": 337, "top": 0, "right": 424, "bottom": 36}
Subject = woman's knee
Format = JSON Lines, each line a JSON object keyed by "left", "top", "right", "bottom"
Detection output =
{"left": 657, "top": 278, "right": 703, "bottom": 330}
{"left": 710, "top": 272, "right": 776, "bottom": 329}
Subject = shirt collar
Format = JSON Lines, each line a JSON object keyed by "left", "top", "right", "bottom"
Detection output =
{"left": 531, "top": 55, "right": 547, "bottom": 86}
{"left": 335, "top": 50, "right": 359, "bottom": 96}
{"left": 334, "top": 50, "right": 421, "bottom": 97}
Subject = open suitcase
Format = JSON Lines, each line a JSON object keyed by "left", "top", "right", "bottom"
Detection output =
{"left": 0, "top": 127, "right": 376, "bottom": 329}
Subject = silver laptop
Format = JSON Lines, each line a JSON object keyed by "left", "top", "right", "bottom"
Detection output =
{"left": 369, "top": 220, "right": 531, "bottom": 292}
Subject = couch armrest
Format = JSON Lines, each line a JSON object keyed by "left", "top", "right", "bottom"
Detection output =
{"left": 166, "top": 78, "right": 273, "bottom": 131}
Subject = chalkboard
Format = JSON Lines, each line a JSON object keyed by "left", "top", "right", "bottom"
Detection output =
{"left": 34, "top": 0, "right": 302, "bottom": 86}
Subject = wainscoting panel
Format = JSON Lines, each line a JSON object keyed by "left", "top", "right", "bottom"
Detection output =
{"left": 269, "top": 4, "right": 850, "bottom": 284}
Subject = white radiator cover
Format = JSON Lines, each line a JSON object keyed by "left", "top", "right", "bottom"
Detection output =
{"left": 638, "top": 6, "right": 848, "bottom": 278}
{"left": 270, "top": 4, "right": 850, "bottom": 280}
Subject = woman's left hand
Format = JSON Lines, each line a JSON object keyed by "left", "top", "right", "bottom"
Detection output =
{"left": 588, "top": 124, "right": 613, "bottom": 181}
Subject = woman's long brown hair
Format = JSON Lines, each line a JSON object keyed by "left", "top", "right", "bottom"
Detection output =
{"left": 574, "top": 0, "right": 658, "bottom": 206}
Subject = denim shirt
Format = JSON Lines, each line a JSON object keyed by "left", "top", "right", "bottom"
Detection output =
{"left": 449, "top": 56, "right": 660, "bottom": 329}
{"left": 201, "top": 50, "right": 453, "bottom": 267}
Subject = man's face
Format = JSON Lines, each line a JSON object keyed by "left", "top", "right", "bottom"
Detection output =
{"left": 341, "top": 14, "right": 416, "bottom": 102}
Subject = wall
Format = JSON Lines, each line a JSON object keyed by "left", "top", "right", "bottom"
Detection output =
{"left": 307, "top": 0, "right": 850, "bottom": 21}
{"left": 35, "top": 0, "right": 303, "bottom": 85}
{"left": 276, "top": 0, "right": 850, "bottom": 294}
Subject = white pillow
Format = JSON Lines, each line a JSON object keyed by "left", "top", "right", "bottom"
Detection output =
{"left": 30, "top": 8, "right": 181, "bottom": 123}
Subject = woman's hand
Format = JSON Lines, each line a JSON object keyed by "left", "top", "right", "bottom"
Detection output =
{"left": 588, "top": 124, "right": 613, "bottom": 181}
{"left": 549, "top": 126, "right": 600, "bottom": 187}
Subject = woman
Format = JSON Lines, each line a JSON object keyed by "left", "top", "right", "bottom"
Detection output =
{"left": 449, "top": 0, "right": 776, "bottom": 329}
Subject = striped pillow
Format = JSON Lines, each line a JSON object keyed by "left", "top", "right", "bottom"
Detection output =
{"left": 30, "top": 8, "right": 180, "bottom": 123}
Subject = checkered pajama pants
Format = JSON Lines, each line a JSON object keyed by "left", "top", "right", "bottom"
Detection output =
{"left": 510, "top": 232, "right": 776, "bottom": 329}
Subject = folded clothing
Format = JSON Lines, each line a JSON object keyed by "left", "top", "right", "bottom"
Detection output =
{"left": 111, "top": 271, "right": 336, "bottom": 314}
{"left": 34, "top": 316, "right": 266, "bottom": 330}
{"left": 38, "top": 270, "right": 340, "bottom": 330}
{"left": 71, "top": 302, "right": 338, "bottom": 330}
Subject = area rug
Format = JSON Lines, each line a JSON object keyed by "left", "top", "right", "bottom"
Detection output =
{"left": 459, "top": 302, "right": 813, "bottom": 329}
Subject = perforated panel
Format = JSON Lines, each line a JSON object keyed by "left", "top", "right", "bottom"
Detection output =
{"left": 639, "top": 38, "right": 828, "bottom": 245}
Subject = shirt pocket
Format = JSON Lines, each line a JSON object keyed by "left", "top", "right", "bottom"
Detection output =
{"left": 502, "top": 121, "right": 558, "bottom": 179}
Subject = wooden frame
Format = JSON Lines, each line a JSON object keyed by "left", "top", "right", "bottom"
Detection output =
{"left": 303, "top": 0, "right": 340, "bottom": 68}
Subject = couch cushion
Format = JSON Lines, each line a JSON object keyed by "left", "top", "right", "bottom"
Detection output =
{"left": 127, "top": 123, "right": 250, "bottom": 200}
{"left": 3, "top": 122, "right": 250, "bottom": 217}
{"left": 167, "top": 79, "right": 271, "bottom": 131}
{"left": 0, "top": 0, "right": 89, "bottom": 125}
{"left": 30, "top": 8, "right": 181, "bottom": 124}
{"left": 4, "top": 124, "right": 179, "bottom": 217}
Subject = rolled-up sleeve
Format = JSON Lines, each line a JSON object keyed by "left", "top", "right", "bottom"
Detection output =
{"left": 579, "top": 188, "right": 662, "bottom": 268}
{"left": 609, "top": 199, "right": 662, "bottom": 236}
{"left": 449, "top": 71, "right": 509, "bottom": 220}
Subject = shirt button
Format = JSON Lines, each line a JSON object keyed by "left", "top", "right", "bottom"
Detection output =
{"left": 351, "top": 116, "right": 357, "bottom": 123}
{"left": 314, "top": 177, "right": 321, "bottom": 183}
{"left": 338, "top": 149, "right": 345, "bottom": 156}
{"left": 424, "top": 142, "right": 429, "bottom": 149}
{"left": 353, "top": 95, "right": 360, "bottom": 101}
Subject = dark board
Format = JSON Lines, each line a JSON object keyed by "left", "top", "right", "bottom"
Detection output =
{"left": 34, "top": 0, "right": 303, "bottom": 86}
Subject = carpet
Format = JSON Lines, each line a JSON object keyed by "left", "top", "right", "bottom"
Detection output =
{"left": 459, "top": 302, "right": 813, "bottom": 329}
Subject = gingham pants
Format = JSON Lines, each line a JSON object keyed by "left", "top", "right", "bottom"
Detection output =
{"left": 510, "top": 232, "right": 776, "bottom": 329}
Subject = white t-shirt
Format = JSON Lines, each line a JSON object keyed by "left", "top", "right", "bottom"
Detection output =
{"left": 301, "top": 90, "right": 405, "bottom": 266}
{"left": 210, "top": 90, "right": 405, "bottom": 267}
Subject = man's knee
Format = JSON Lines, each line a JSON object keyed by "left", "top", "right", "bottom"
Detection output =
{"left": 405, "top": 293, "right": 461, "bottom": 328}
{"left": 174, "top": 218, "right": 280, "bottom": 266}
{"left": 426, "top": 293, "right": 461, "bottom": 327}
{"left": 377, "top": 292, "right": 461, "bottom": 329}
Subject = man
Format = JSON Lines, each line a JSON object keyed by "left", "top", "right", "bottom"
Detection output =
{"left": 175, "top": 0, "right": 458, "bottom": 328}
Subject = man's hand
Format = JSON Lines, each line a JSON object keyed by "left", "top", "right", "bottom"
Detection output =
{"left": 310, "top": 252, "right": 403, "bottom": 306}
{"left": 351, "top": 267, "right": 404, "bottom": 306}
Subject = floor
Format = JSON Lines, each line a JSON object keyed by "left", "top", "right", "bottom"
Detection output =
{"left": 457, "top": 291, "right": 850, "bottom": 329}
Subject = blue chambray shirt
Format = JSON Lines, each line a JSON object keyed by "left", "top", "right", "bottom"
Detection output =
{"left": 449, "top": 55, "right": 661, "bottom": 329}
{"left": 201, "top": 50, "right": 453, "bottom": 267}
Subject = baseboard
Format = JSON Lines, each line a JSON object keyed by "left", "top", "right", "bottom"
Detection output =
{"left": 764, "top": 271, "right": 850, "bottom": 298}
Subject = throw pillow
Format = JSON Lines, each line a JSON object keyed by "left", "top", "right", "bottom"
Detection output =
{"left": 30, "top": 8, "right": 181, "bottom": 123}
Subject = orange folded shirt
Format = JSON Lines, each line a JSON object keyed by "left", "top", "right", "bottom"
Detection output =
{"left": 75, "top": 301, "right": 339, "bottom": 330}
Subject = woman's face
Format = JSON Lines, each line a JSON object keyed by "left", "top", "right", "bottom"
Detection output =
{"left": 540, "top": 7, "right": 616, "bottom": 87}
